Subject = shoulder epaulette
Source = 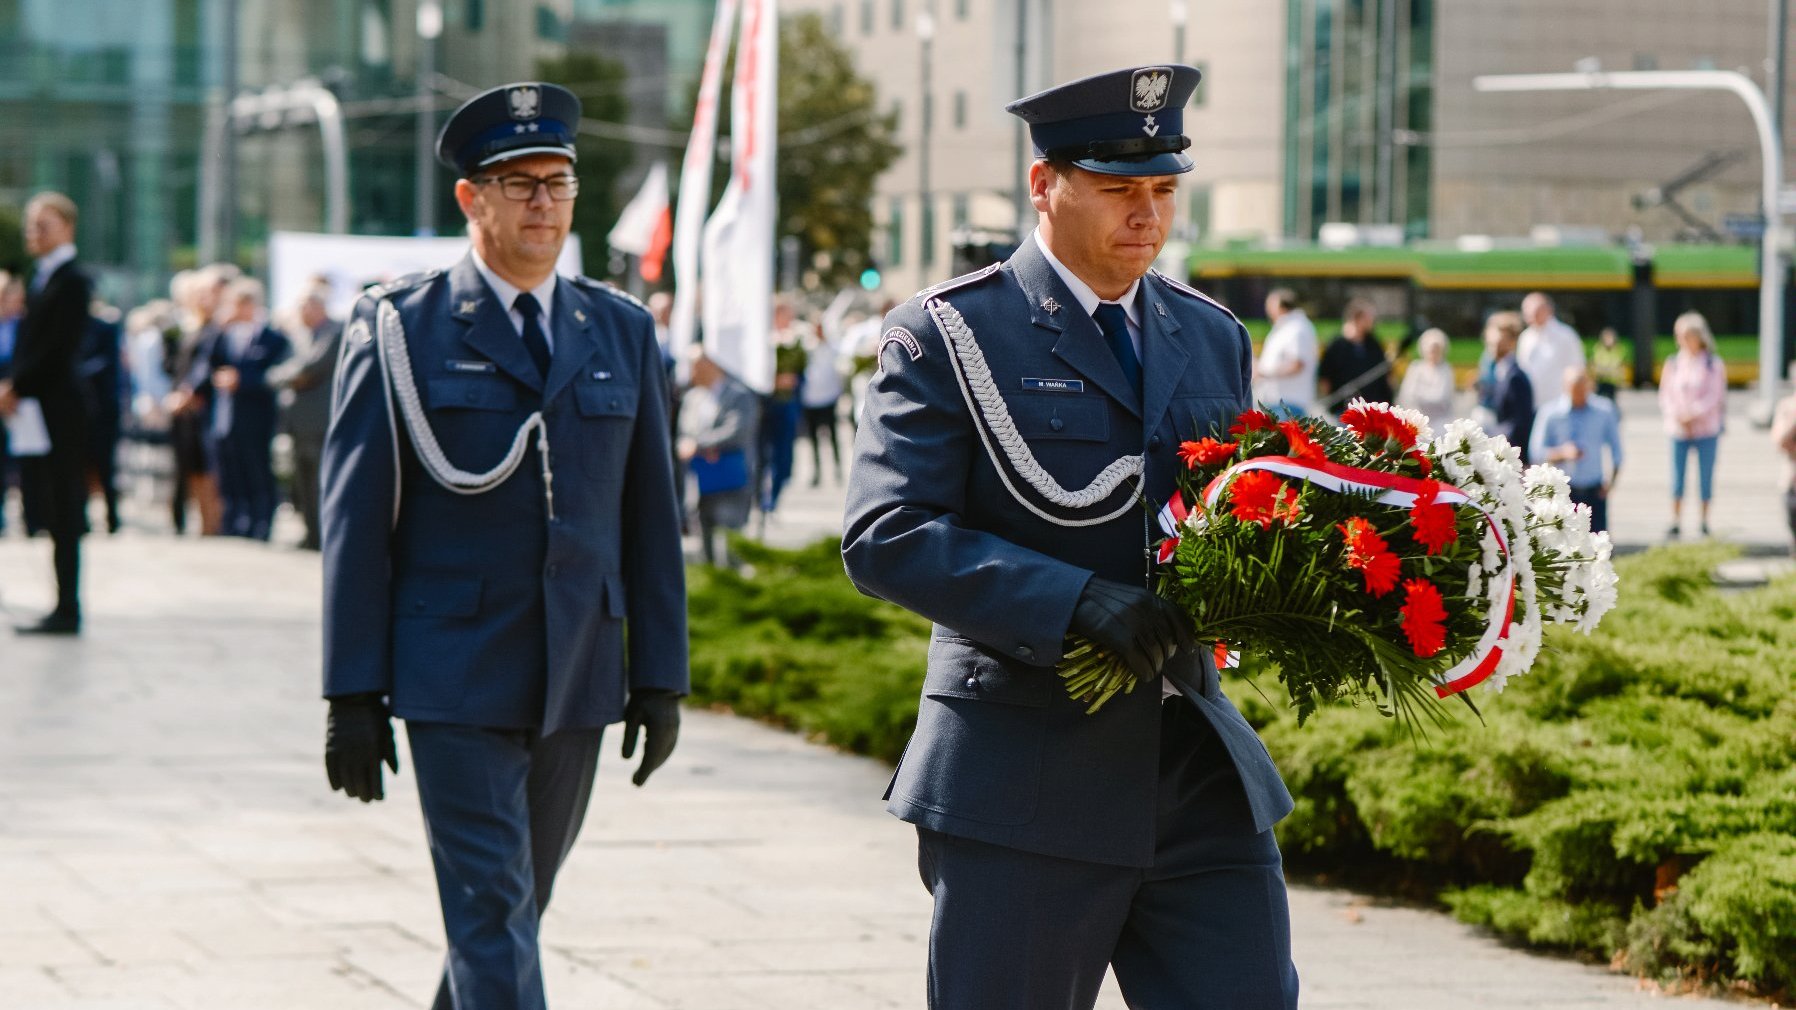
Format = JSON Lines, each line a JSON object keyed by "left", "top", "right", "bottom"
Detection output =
{"left": 365, "top": 268, "right": 444, "bottom": 303}
{"left": 571, "top": 274, "right": 651, "bottom": 315}
{"left": 916, "top": 262, "right": 1003, "bottom": 303}
{"left": 1150, "top": 269, "right": 1242, "bottom": 326}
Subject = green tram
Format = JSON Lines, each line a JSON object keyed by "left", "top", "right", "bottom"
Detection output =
{"left": 1184, "top": 244, "right": 1780, "bottom": 386}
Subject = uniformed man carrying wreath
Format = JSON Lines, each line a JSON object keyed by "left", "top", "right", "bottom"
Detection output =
{"left": 844, "top": 65, "right": 1300, "bottom": 1009}
{"left": 320, "top": 82, "right": 687, "bottom": 1010}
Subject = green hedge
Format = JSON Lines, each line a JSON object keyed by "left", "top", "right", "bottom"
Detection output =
{"left": 686, "top": 539, "right": 1796, "bottom": 997}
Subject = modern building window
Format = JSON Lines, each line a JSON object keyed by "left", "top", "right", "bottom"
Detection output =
{"left": 921, "top": 196, "right": 935, "bottom": 266}
{"left": 467, "top": 0, "right": 484, "bottom": 31}
{"left": 862, "top": 0, "right": 875, "bottom": 34}
{"left": 892, "top": 0, "right": 905, "bottom": 32}
{"left": 952, "top": 192, "right": 970, "bottom": 229}
{"left": 1692, "top": 55, "right": 1717, "bottom": 70}
{"left": 953, "top": 91, "right": 966, "bottom": 128}
{"left": 535, "top": 5, "right": 565, "bottom": 41}
{"left": 956, "top": 0, "right": 970, "bottom": 18}
{"left": 1632, "top": 52, "right": 1657, "bottom": 71}
{"left": 889, "top": 196, "right": 905, "bottom": 266}
{"left": 829, "top": 3, "right": 845, "bottom": 35}
{"left": 1282, "top": 0, "right": 1432, "bottom": 240}
{"left": 1191, "top": 62, "right": 1208, "bottom": 106}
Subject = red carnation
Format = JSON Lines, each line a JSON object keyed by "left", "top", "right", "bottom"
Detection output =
{"left": 1278, "top": 419, "right": 1329, "bottom": 464}
{"left": 1339, "top": 516, "right": 1400, "bottom": 596}
{"left": 1408, "top": 481, "right": 1459, "bottom": 556}
{"left": 1399, "top": 578, "right": 1449, "bottom": 658}
{"left": 1213, "top": 641, "right": 1232, "bottom": 668}
{"left": 1178, "top": 437, "right": 1238, "bottom": 469}
{"left": 1340, "top": 402, "right": 1419, "bottom": 450}
{"left": 1229, "top": 409, "right": 1275, "bottom": 436}
{"left": 1229, "top": 471, "right": 1302, "bottom": 528}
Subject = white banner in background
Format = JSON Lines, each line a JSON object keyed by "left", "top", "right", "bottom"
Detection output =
{"left": 668, "top": 0, "right": 742, "bottom": 359}
{"left": 700, "top": 0, "right": 778, "bottom": 394}
{"left": 268, "top": 231, "right": 584, "bottom": 320}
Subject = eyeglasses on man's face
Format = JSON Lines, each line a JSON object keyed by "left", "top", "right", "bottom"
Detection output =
{"left": 473, "top": 173, "right": 580, "bottom": 202}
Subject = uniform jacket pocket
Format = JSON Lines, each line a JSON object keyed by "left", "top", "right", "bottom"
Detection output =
{"left": 576, "top": 382, "right": 639, "bottom": 418}
{"left": 1010, "top": 392, "right": 1109, "bottom": 443}
{"left": 925, "top": 636, "right": 1051, "bottom": 707}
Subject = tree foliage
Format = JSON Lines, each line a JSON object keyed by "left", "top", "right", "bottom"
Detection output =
{"left": 533, "top": 52, "right": 635, "bottom": 275}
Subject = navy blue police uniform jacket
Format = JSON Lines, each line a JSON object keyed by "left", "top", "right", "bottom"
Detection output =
{"left": 321, "top": 253, "right": 688, "bottom": 733}
{"left": 842, "top": 237, "right": 1294, "bottom": 869}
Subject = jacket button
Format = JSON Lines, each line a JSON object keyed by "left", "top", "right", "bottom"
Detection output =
{"left": 1149, "top": 436, "right": 1163, "bottom": 451}
{"left": 1049, "top": 417, "right": 1064, "bottom": 432}
{"left": 964, "top": 676, "right": 979, "bottom": 690}
{"left": 1016, "top": 645, "right": 1033, "bottom": 660}
{"left": 608, "top": 398, "right": 621, "bottom": 409}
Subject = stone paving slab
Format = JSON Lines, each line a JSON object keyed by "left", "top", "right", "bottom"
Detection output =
{"left": 0, "top": 532, "right": 1753, "bottom": 1008}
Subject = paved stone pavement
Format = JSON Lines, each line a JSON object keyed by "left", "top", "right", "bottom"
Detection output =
{"left": 0, "top": 525, "right": 1751, "bottom": 1008}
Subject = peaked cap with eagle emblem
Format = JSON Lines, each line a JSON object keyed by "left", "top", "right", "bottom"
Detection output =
{"left": 435, "top": 81, "right": 582, "bottom": 176}
{"left": 1005, "top": 65, "right": 1202, "bottom": 177}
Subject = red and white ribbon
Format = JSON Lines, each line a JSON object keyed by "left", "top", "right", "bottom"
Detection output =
{"left": 1191, "top": 456, "right": 1515, "bottom": 699}
{"left": 1155, "top": 492, "right": 1191, "bottom": 564}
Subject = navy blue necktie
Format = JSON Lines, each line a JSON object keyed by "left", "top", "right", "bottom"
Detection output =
{"left": 513, "top": 291, "right": 553, "bottom": 379}
{"left": 1092, "top": 302, "right": 1141, "bottom": 400}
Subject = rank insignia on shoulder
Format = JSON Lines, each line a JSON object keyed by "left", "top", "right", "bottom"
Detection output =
{"left": 447, "top": 359, "right": 498, "bottom": 374}
{"left": 878, "top": 327, "right": 924, "bottom": 368}
{"left": 1041, "top": 297, "right": 1061, "bottom": 314}
{"left": 458, "top": 299, "right": 480, "bottom": 316}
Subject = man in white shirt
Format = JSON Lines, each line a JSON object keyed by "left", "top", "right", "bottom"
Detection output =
{"left": 1253, "top": 288, "right": 1317, "bottom": 416}
{"left": 1516, "top": 291, "right": 1585, "bottom": 410}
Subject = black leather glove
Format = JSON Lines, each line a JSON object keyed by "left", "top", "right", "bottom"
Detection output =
{"left": 621, "top": 689, "right": 682, "bottom": 787}
{"left": 325, "top": 692, "right": 399, "bottom": 803}
{"left": 1068, "top": 576, "right": 1196, "bottom": 685}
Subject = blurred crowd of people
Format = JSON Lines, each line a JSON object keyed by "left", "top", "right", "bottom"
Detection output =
{"left": 1250, "top": 288, "right": 1762, "bottom": 540}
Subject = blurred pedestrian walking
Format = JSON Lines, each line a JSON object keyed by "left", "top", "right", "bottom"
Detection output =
{"left": 1658, "top": 310, "right": 1726, "bottom": 539}
{"left": 0, "top": 192, "right": 92, "bottom": 634}
{"left": 1516, "top": 292, "right": 1585, "bottom": 412}
{"left": 271, "top": 287, "right": 341, "bottom": 551}
{"left": 800, "top": 319, "right": 844, "bottom": 486}
{"left": 1476, "top": 311, "right": 1534, "bottom": 454}
{"left": 1396, "top": 327, "right": 1457, "bottom": 426}
{"left": 1530, "top": 366, "right": 1622, "bottom": 533}
{"left": 167, "top": 265, "right": 235, "bottom": 535}
{"left": 1317, "top": 297, "right": 1392, "bottom": 411}
{"left": 679, "top": 350, "right": 758, "bottom": 567}
{"left": 0, "top": 272, "right": 21, "bottom": 534}
{"left": 189, "top": 277, "right": 291, "bottom": 541}
{"left": 759, "top": 298, "right": 807, "bottom": 512}
{"left": 1591, "top": 326, "right": 1627, "bottom": 402}
{"left": 1254, "top": 287, "right": 1317, "bottom": 416}
{"left": 1770, "top": 364, "right": 1796, "bottom": 555}
{"left": 82, "top": 298, "right": 124, "bottom": 534}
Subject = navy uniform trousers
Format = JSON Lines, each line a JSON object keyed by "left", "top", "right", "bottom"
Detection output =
{"left": 917, "top": 699, "right": 1297, "bottom": 1010}
{"left": 412, "top": 723, "right": 602, "bottom": 1010}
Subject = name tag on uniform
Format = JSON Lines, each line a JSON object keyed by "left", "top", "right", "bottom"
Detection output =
{"left": 1021, "top": 377, "right": 1085, "bottom": 393}
{"left": 446, "top": 359, "right": 497, "bottom": 374}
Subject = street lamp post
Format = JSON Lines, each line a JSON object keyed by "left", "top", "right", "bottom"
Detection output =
{"left": 230, "top": 80, "right": 349, "bottom": 234}
{"left": 918, "top": 10, "right": 936, "bottom": 273}
{"left": 415, "top": 0, "right": 443, "bottom": 237}
{"left": 1475, "top": 70, "right": 1787, "bottom": 420}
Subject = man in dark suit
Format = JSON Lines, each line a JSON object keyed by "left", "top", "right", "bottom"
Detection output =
{"left": 321, "top": 82, "right": 687, "bottom": 1010}
{"left": 1478, "top": 310, "right": 1534, "bottom": 455}
{"left": 844, "top": 67, "right": 1298, "bottom": 1009}
{"left": 1, "top": 192, "right": 93, "bottom": 635}
{"left": 188, "top": 278, "right": 292, "bottom": 541}
{"left": 271, "top": 289, "right": 341, "bottom": 551}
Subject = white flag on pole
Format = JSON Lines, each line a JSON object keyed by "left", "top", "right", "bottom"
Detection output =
{"left": 701, "top": 0, "right": 779, "bottom": 394}
{"left": 668, "top": 0, "right": 741, "bottom": 359}
{"left": 607, "top": 162, "right": 669, "bottom": 257}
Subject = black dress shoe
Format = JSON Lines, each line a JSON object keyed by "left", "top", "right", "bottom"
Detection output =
{"left": 15, "top": 613, "right": 81, "bottom": 636}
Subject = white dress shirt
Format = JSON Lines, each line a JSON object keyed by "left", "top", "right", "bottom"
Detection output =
{"left": 471, "top": 250, "right": 558, "bottom": 352}
{"left": 1516, "top": 317, "right": 1585, "bottom": 405}
{"left": 1033, "top": 230, "right": 1142, "bottom": 356}
{"left": 1255, "top": 309, "right": 1318, "bottom": 411}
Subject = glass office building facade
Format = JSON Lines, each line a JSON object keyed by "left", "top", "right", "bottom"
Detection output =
{"left": 1282, "top": 0, "right": 1433, "bottom": 240}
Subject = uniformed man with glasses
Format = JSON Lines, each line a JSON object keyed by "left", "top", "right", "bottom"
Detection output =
{"left": 320, "top": 81, "right": 688, "bottom": 1010}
